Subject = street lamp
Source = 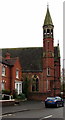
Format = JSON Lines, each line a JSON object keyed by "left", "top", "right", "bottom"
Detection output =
{"left": 63, "top": 59, "right": 65, "bottom": 98}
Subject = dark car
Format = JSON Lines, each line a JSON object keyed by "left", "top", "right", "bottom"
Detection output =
{"left": 45, "top": 96, "right": 64, "bottom": 108}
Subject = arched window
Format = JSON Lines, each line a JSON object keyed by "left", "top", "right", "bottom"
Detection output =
{"left": 36, "top": 78, "right": 39, "bottom": 91}
{"left": 51, "top": 29, "right": 53, "bottom": 34}
{"left": 47, "top": 68, "right": 50, "bottom": 76}
{"left": 32, "top": 75, "right": 39, "bottom": 92}
{"left": 47, "top": 29, "right": 50, "bottom": 34}
{"left": 44, "top": 29, "right": 46, "bottom": 34}
{"left": 51, "top": 29, "right": 53, "bottom": 38}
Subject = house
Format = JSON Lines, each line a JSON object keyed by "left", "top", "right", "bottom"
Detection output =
{"left": 0, "top": 52, "right": 22, "bottom": 95}
{"left": 2, "top": 6, "right": 61, "bottom": 100}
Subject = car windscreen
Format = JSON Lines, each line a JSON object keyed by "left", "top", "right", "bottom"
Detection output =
{"left": 47, "top": 97, "right": 55, "bottom": 100}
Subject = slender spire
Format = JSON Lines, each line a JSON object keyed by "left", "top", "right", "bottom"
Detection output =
{"left": 43, "top": 4, "right": 53, "bottom": 26}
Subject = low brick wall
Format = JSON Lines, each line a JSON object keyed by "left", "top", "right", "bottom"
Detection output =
{"left": 0, "top": 99, "right": 15, "bottom": 106}
{"left": 28, "top": 92, "right": 51, "bottom": 101}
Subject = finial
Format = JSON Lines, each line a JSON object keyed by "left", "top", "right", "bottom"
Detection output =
{"left": 47, "top": 2, "right": 49, "bottom": 9}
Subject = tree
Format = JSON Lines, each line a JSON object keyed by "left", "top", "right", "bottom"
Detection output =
{"left": 22, "top": 77, "right": 30, "bottom": 98}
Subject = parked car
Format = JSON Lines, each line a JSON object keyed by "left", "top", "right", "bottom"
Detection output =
{"left": 45, "top": 96, "right": 64, "bottom": 108}
{"left": 2, "top": 94, "right": 12, "bottom": 100}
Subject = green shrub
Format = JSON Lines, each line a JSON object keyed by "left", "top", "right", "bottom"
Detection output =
{"left": 17, "top": 93, "right": 26, "bottom": 100}
{"left": 12, "top": 89, "right": 18, "bottom": 99}
{"left": 2, "top": 89, "right": 11, "bottom": 95}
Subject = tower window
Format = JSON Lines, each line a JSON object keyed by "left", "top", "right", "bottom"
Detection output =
{"left": 51, "top": 29, "right": 53, "bottom": 34}
{"left": 44, "top": 29, "right": 46, "bottom": 34}
{"left": 47, "top": 68, "right": 50, "bottom": 76}
{"left": 47, "top": 29, "right": 50, "bottom": 34}
{"left": 47, "top": 80, "right": 48, "bottom": 90}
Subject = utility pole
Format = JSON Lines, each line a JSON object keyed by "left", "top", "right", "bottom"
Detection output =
{"left": 63, "top": 59, "right": 65, "bottom": 98}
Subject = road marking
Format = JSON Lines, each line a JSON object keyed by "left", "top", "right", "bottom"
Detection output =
{"left": 44, "top": 115, "right": 52, "bottom": 119}
{"left": 0, "top": 113, "right": 13, "bottom": 118}
{"left": 0, "top": 114, "right": 8, "bottom": 118}
{"left": 40, "top": 115, "right": 52, "bottom": 120}
{"left": 8, "top": 114, "right": 12, "bottom": 116}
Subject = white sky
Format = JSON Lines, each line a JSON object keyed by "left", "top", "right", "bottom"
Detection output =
{"left": 0, "top": 0, "right": 64, "bottom": 67}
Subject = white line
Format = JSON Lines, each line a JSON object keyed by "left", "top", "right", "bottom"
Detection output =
{"left": 44, "top": 115, "right": 52, "bottom": 119}
{"left": 8, "top": 114, "right": 12, "bottom": 116}
{"left": 0, "top": 114, "right": 8, "bottom": 118}
{"left": 40, "top": 115, "right": 52, "bottom": 120}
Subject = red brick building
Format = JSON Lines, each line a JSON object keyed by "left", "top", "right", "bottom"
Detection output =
{"left": 0, "top": 52, "right": 22, "bottom": 94}
{"left": 2, "top": 6, "right": 61, "bottom": 100}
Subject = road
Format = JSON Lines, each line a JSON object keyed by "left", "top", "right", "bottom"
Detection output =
{"left": 1, "top": 100, "right": 65, "bottom": 120}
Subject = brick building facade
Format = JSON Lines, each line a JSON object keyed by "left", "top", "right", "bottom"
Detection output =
{"left": 2, "top": 6, "right": 61, "bottom": 100}
{"left": 0, "top": 52, "right": 22, "bottom": 94}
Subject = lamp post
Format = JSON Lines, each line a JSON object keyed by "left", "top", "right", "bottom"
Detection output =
{"left": 63, "top": 59, "right": 65, "bottom": 98}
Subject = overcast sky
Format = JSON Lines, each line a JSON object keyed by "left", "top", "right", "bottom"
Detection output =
{"left": 0, "top": 0, "right": 64, "bottom": 67}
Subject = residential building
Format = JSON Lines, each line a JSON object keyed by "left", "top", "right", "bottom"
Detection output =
{"left": 0, "top": 52, "right": 22, "bottom": 94}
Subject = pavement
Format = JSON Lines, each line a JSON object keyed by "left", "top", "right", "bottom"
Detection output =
{"left": 2, "top": 100, "right": 44, "bottom": 115}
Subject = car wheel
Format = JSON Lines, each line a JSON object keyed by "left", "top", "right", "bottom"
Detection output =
{"left": 62, "top": 103, "right": 64, "bottom": 107}
{"left": 56, "top": 103, "right": 59, "bottom": 108}
{"left": 45, "top": 105, "right": 48, "bottom": 108}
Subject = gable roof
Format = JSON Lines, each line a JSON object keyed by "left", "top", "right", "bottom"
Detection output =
{"left": 2, "top": 47, "right": 60, "bottom": 72}
{"left": 0, "top": 57, "right": 18, "bottom": 67}
{"left": 2, "top": 48, "right": 43, "bottom": 72}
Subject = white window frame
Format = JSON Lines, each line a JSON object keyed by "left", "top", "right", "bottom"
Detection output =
{"left": 2, "top": 82, "right": 5, "bottom": 90}
{"left": 16, "top": 70, "right": 19, "bottom": 79}
{"left": 2, "top": 66, "right": 6, "bottom": 76}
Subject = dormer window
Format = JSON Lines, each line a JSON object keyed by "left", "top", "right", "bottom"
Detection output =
{"left": 16, "top": 70, "right": 19, "bottom": 79}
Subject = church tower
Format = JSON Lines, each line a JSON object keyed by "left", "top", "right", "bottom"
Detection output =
{"left": 43, "top": 5, "right": 54, "bottom": 95}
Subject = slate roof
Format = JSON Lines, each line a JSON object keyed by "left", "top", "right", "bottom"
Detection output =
{"left": 2, "top": 47, "right": 60, "bottom": 72}
{"left": 0, "top": 57, "right": 17, "bottom": 67}
{"left": 43, "top": 6, "right": 53, "bottom": 26}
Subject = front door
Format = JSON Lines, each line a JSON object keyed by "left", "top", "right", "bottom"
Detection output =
{"left": 15, "top": 81, "right": 22, "bottom": 94}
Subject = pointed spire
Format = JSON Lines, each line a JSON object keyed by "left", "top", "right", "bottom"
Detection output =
{"left": 44, "top": 5, "right": 53, "bottom": 26}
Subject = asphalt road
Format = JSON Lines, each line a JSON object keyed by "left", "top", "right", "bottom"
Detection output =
{"left": 1, "top": 100, "right": 65, "bottom": 120}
